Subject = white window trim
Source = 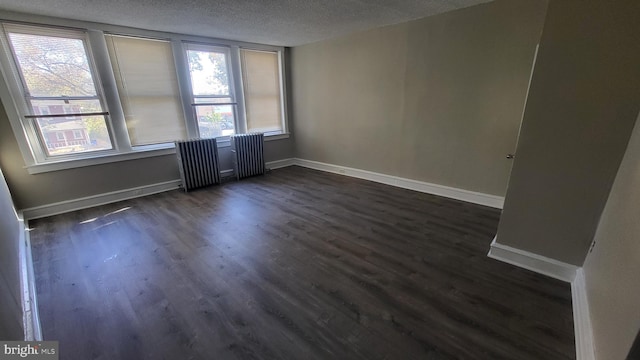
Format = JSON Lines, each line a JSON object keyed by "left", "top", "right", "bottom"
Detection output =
{"left": 0, "top": 12, "right": 289, "bottom": 174}
{"left": 238, "top": 48, "right": 288, "bottom": 136}
{"left": 183, "top": 42, "right": 239, "bottom": 141}
{"left": 0, "top": 25, "right": 119, "bottom": 163}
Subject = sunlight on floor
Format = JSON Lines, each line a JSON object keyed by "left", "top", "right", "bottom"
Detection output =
{"left": 79, "top": 206, "right": 132, "bottom": 224}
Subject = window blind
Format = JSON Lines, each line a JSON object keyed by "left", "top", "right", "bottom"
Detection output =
{"left": 240, "top": 49, "right": 283, "bottom": 134}
{"left": 106, "top": 35, "right": 186, "bottom": 146}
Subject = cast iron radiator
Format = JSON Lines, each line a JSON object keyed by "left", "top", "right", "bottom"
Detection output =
{"left": 231, "top": 133, "right": 265, "bottom": 180}
{"left": 175, "top": 138, "right": 221, "bottom": 191}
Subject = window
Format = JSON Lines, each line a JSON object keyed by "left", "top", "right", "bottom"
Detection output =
{"left": 0, "top": 19, "right": 287, "bottom": 173}
{"left": 105, "top": 35, "right": 187, "bottom": 146}
{"left": 185, "top": 44, "right": 236, "bottom": 138}
{"left": 3, "top": 24, "right": 113, "bottom": 157}
{"left": 240, "top": 49, "right": 284, "bottom": 134}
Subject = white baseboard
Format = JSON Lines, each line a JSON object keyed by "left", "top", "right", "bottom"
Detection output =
{"left": 488, "top": 237, "right": 578, "bottom": 282}
{"left": 18, "top": 214, "right": 41, "bottom": 341}
{"left": 488, "top": 238, "right": 594, "bottom": 359}
{"left": 267, "top": 158, "right": 296, "bottom": 170}
{"left": 21, "top": 180, "right": 182, "bottom": 220}
{"left": 19, "top": 157, "right": 502, "bottom": 219}
{"left": 292, "top": 158, "right": 504, "bottom": 209}
{"left": 572, "top": 269, "right": 596, "bottom": 360}
{"left": 20, "top": 159, "right": 295, "bottom": 220}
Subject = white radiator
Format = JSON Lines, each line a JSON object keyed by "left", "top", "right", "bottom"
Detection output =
{"left": 175, "top": 138, "right": 221, "bottom": 191}
{"left": 231, "top": 133, "right": 265, "bottom": 180}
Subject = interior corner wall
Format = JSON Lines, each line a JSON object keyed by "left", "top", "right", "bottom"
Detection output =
{"left": 0, "top": 166, "right": 24, "bottom": 340}
{"left": 582, "top": 112, "right": 640, "bottom": 360}
{"left": 290, "top": 0, "right": 548, "bottom": 197}
{"left": 494, "top": 0, "right": 640, "bottom": 265}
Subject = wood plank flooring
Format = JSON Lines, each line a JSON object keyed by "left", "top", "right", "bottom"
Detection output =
{"left": 29, "top": 166, "right": 575, "bottom": 359}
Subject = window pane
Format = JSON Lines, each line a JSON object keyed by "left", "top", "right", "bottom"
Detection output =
{"left": 195, "top": 105, "right": 235, "bottom": 138}
{"left": 187, "top": 50, "right": 230, "bottom": 96}
{"left": 106, "top": 35, "right": 186, "bottom": 146}
{"left": 5, "top": 25, "right": 114, "bottom": 158}
{"left": 8, "top": 32, "right": 97, "bottom": 97}
{"left": 36, "top": 115, "right": 112, "bottom": 156}
{"left": 240, "top": 49, "right": 283, "bottom": 134}
{"left": 30, "top": 99, "right": 102, "bottom": 116}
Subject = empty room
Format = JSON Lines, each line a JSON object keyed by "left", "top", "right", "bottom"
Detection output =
{"left": 0, "top": 0, "right": 638, "bottom": 359}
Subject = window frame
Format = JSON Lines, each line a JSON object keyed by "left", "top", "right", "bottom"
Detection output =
{"left": 0, "top": 14, "right": 288, "bottom": 174}
{"left": 183, "top": 43, "right": 239, "bottom": 140}
{"left": 239, "top": 48, "right": 287, "bottom": 136}
{"left": 104, "top": 33, "right": 190, "bottom": 147}
{"left": 0, "top": 23, "right": 118, "bottom": 163}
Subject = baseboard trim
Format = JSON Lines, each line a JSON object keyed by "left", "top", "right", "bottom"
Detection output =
{"left": 20, "top": 159, "right": 296, "bottom": 220}
{"left": 21, "top": 180, "right": 182, "bottom": 220}
{"left": 571, "top": 269, "right": 596, "bottom": 360}
{"left": 292, "top": 158, "right": 504, "bottom": 209}
{"left": 267, "top": 158, "right": 296, "bottom": 170}
{"left": 488, "top": 237, "right": 578, "bottom": 282}
{"left": 19, "top": 157, "right": 503, "bottom": 219}
{"left": 18, "top": 214, "right": 41, "bottom": 341}
{"left": 487, "top": 238, "right": 592, "bottom": 358}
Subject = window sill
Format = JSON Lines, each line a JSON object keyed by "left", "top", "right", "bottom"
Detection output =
{"left": 264, "top": 133, "right": 290, "bottom": 141}
{"left": 25, "top": 146, "right": 177, "bottom": 174}
{"left": 24, "top": 133, "right": 290, "bottom": 174}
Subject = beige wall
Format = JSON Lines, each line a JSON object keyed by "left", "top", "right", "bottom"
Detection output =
{"left": 291, "top": 0, "right": 547, "bottom": 196}
{"left": 495, "top": 0, "right": 640, "bottom": 265}
{"left": 583, "top": 112, "right": 640, "bottom": 360}
{"left": 0, "top": 167, "right": 23, "bottom": 339}
{"left": 0, "top": 101, "right": 294, "bottom": 209}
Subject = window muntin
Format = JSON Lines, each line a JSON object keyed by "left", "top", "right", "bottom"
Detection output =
{"left": 105, "top": 34, "right": 187, "bottom": 146}
{"left": 4, "top": 24, "right": 113, "bottom": 157}
{"left": 186, "top": 46, "right": 236, "bottom": 138}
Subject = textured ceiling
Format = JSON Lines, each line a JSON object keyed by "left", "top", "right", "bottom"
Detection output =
{"left": 0, "top": 0, "right": 493, "bottom": 46}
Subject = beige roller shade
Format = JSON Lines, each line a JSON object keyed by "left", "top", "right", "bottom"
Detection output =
{"left": 240, "top": 49, "right": 283, "bottom": 134}
{"left": 106, "top": 35, "right": 186, "bottom": 145}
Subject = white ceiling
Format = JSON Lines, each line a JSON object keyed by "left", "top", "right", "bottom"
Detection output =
{"left": 0, "top": 0, "right": 493, "bottom": 46}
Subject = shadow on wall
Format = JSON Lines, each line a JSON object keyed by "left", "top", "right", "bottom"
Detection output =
{"left": 628, "top": 330, "right": 640, "bottom": 359}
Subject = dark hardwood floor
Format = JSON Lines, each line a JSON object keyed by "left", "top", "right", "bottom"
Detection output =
{"left": 29, "top": 166, "right": 575, "bottom": 359}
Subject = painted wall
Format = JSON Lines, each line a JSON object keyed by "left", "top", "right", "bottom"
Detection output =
{"left": 0, "top": 166, "right": 24, "bottom": 339}
{"left": 582, "top": 113, "right": 640, "bottom": 360}
{"left": 495, "top": 0, "right": 640, "bottom": 265}
{"left": 0, "top": 101, "right": 294, "bottom": 209}
{"left": 291, "top": 0, "right": 548, "bottom": 197}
